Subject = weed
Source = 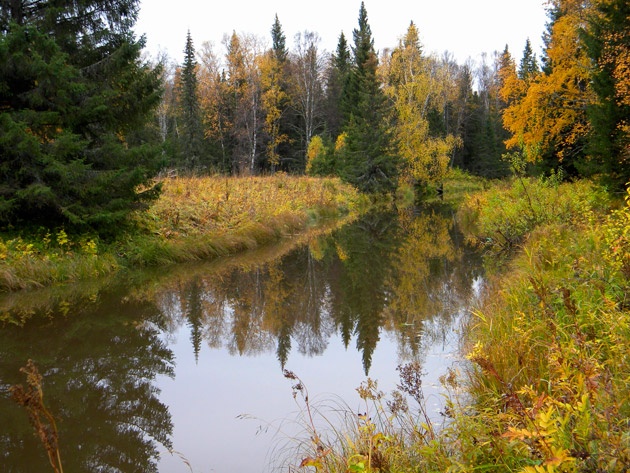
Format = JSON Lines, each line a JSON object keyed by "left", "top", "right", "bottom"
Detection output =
{"left": 9, "top": 360, "right": 64, "bottom": 473}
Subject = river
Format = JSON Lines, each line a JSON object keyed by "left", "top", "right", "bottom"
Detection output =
{"left": 0, "top": 204, "right": 484, "bottom": 473}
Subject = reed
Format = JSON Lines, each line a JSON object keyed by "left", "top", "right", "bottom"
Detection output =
{"left": 10, "top": 360, "right": 64, "bottom": 473}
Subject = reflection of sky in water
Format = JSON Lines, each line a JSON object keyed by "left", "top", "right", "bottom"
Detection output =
{"left": 155, "top": 302, "right": 470, "bottom": 473}
{"left": 0, "top": 208, "right": 484, "bottom": 472}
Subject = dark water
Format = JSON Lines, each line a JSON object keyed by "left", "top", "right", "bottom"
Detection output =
{"left": 0, "top": 206, "right": 484, "bottom": 473}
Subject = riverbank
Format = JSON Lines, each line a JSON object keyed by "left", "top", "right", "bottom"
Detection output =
{"left": 0, "top": 175, "right": 365, "bottom": 292}
{"left": 285, "top": 177, "right": 630, "bottom": 472}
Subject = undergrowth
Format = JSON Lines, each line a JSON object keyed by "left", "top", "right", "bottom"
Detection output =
{"left": 457, "top": 177, "right": 609, "bottom": 256}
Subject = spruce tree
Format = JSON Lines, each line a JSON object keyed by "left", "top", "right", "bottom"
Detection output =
{"left": 338, "top": 2, "right": 399, "bottom": 194}
{"left": 265, "top": 15, "right": 292, "bottom": 171}
{"left": 0, "top": 0, "right": 163, "bottom": 236}
{"left": 178, "top": 30, "right": 206, "bottom": 170}
{"left": 323, "top": 32, "right": 351, "bottom": 138}
{"left": 271, "top": 14, "right": 288, "bottom": 63}
{"left": 583, "top": 0, "right": 630, "bottom": 188}
{"left": 518, "top": 38, "right": 540, "bottom": 81}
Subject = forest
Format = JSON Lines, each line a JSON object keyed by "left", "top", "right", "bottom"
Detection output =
{"left": 2, "top": 0, "right": 630, "bottom": 472}
{"left": 0, "top": 0, "right": 627, "bottom": 239}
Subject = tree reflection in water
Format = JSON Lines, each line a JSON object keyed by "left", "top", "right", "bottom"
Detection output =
{"left": 148, "top": 205, "right": 483, "bottom": 374}
{"left": 0, "top": 205, "right": 483, "bottom": 472}
{"left": 0, "top": 291, "right": 174, "bottom": 473}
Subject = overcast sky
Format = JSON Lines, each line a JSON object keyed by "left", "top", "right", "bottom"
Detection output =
{"left": 136, "top": 0, "right": 549, "bottom": 65}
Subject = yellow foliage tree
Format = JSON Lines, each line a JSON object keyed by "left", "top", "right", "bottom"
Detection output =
{"left": 501, "top": 0, "right": 596, "bottom": 164}
{"left": 259, "top": 50, "right": 289, "bottom": 170}
{"left": 382, "top": 22, "right": 460, "bottom": 185}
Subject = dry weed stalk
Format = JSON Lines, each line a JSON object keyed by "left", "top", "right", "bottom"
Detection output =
{"left": 9, "top": 359, "right": 64, "bottom": 473}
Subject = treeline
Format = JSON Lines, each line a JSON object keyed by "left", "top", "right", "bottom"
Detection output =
{"left": 159, "top": 0, "right": 628, "bottom": 189}
{"left": 157, "top": 5, "right": 514, "bottom": 187}
{"left": 1, "top": 0, "right": 628, "bottom": 237}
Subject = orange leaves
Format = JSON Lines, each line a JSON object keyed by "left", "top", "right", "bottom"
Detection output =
{"left": 501, "top": 0, "right": 595, "bottom": 162}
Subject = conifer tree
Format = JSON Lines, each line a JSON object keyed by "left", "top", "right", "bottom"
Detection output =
{"left": 0, "top": 0, "right": 163, "bottom": 235}
{"left": 338, "top": 2, "right": 399, "bottom": 194}
{"left": 271, "top": 14, "right": 288, "bottom": 63}
{"left": 323, "top": 32, "right": 351, "bottom": 138}
{"left": 518, "top": 38, "right": 540, "bottom": 81}
{"left": 178, "top": 30, "right": 206, "bottom": 170}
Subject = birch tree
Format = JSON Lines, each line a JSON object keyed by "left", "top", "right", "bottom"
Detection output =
{"left": 290, "top": 31, "right": 326, "bottom": 169}
{"left": 383, "top": 22, "right": 459, "bottom": 186}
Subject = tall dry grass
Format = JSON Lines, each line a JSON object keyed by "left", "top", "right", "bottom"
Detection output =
{"left": 123, "top": 174, "right": 363, "bottom": 267}
{"left": 0, "top": 175, "right": 363, "bottom": 291}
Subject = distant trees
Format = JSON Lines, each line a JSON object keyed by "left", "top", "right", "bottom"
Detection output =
{"left": 4, "top": 0, "right": 626, "bottom": 238}
{"left": 0, "top": 0, "right": 163, "bottom": 235}
{"left": 159, "top": 5, "right": 572, "bottom": 193}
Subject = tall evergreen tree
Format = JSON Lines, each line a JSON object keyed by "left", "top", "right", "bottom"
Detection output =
{"left": 0, "top": 0, "right": 163, "bottom": 235}
{"left": 323, "top": 32, "right": 351, "bottom": 138}
{"left": 583, "top": 0, "right": 630, "bottom": 188}
{"left": 178, "top": 30, "right": 206, "bottom": 170}
{"left": 271, "top": 14, "right": 288, "bottom": 63}
{"left": 338, "top": 2, "right": 399, "bottom": 194}
{"left": 541, "top": 1, "right": 563, "bottom": 74}
{"left": 343, "top": 1, "right": 374, "bottom": 121}
{"left": 518, "top": 38, "right": 540, "bottom": 81}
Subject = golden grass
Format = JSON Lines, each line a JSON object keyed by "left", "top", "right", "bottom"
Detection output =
{"left": 144, "top": 174, "right": 361, "bottom": 238}
{"left": 0, "top": 175, "right": 363, "bottom": 292}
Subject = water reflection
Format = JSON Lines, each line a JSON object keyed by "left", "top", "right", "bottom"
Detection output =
{"left": 0, "top": 291, "right": 174, "bottom": 472}
{"left": 142, "top": 206, "right": 482, "bottom": 374}
{"left": 0, "top": 205, "right": 483, "bottom": 472}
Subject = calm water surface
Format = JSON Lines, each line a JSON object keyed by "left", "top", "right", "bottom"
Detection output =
{"left": 0, "top": 206, "right": 484, "bottom": 472}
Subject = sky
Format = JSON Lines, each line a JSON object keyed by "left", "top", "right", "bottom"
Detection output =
{"left": 135, "top": 0, "right": 549, "bottom": 66}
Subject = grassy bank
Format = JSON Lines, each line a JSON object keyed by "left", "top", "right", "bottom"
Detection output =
{"left": 282, "top": 177, "right": 630, "bottom": 472}
{"left": 455, "top": 178, "right": 630, "bottom": 471}
{"left": 0, "top": 175, "right": 364, "bottom": 292}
